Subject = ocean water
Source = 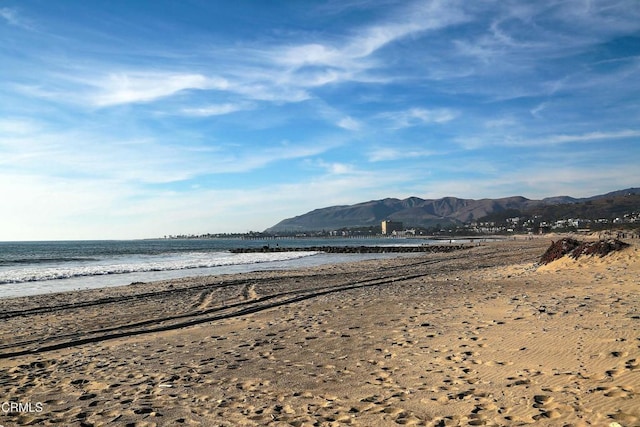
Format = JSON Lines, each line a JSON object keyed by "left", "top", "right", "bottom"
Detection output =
{"left": 0, "top": 238, "right": 432, "bottom": 298}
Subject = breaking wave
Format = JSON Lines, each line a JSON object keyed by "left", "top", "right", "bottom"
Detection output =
{"left": 0, "top": 251, "right": 319, "bottom": 284}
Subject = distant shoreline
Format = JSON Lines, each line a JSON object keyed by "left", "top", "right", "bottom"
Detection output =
{"left": 229, "top": 244, "right": 472, "bottom": 254}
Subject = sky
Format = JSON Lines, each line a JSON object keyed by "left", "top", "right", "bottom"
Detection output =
{"left": 1, "top": 0, "right": 639, "bottom": 240}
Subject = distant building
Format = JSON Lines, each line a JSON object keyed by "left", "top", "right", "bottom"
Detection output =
{"left": 381, "top": 220, "right": 403, "bottom": 235}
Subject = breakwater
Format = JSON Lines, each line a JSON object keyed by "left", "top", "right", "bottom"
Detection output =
{"left": 229, "top": 245, "right": 471, "bottom": 254}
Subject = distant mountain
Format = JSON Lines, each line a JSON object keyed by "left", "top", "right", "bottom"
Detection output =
{"left": 540, "top": 196, "right": 579, "bottom": 205}
{"left": 523, "top": 191, "right": 640, "bottom": 222}
{"left": 266, "top": 188, "right": 640, "bottom": 232}
{"left": 583, "top": 188, "right": 640, "bottom": 200}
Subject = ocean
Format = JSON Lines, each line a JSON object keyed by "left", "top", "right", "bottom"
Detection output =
{"left": 0, "top": 237, "right": 436, "bottom": 298}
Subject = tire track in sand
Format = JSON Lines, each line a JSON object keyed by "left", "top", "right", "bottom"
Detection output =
{"left": 0, "top": 271, "right": 432, "bottom": 359}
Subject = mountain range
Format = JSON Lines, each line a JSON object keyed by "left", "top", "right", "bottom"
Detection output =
{"left": 266, "top": 188, "right": 640, "bottom": 232}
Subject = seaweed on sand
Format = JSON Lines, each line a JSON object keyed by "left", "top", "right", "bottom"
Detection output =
{"left": 539, "top": 238, "right": 629, "bottom": 264}
{"left": 569, "top": 239, "right": 630, "bottom": 259}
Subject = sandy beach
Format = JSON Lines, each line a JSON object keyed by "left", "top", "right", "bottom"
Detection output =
{"left": 0, "top": 237, "right": 638, "bottom": 426}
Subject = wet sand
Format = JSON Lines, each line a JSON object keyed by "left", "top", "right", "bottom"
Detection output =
{"left": 0, "top": 237, "right": 638, "bottom": 426}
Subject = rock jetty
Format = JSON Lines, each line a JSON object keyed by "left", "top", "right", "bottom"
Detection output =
{"left": 230, "top": 245, "right": 471, "bottom": 254}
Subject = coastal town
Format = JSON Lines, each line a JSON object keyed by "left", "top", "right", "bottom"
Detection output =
{"left": 165, "top": 209, "right": 640, "bottom": 240}
{"left": 467, "top": 211, "right": 640, "bottom": 235}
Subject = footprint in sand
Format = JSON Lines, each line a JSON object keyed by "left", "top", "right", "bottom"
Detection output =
{"left": 594, "top": 385, "right": 636, "bottom": 398}
{"left": 531, "top": 394, "right": 575, "bottom": 420}
{"left": 624, "top": 358, "right": 638, "bottom": 371}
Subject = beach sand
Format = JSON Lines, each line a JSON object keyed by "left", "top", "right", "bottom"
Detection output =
{"left": 0, "top": 237, "right": 638, "bottom": 426}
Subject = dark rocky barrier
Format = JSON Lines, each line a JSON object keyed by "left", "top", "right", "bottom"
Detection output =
{"left": 230, "top": 245, "right": 471, "bottom": 254}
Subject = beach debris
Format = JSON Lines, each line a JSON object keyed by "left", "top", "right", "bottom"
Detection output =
{"left": 539, "top": 238, "right": 581, "bottom": 264}
{"left": 569, "top": 239, "right": 630, "bottom": 259}
{"left": 539, "top": 238, "right": 630, "bottom": 264}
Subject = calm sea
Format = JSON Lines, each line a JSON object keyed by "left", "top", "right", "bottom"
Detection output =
{"left": 0, "top": 238, "right": 435, "bottom": 298}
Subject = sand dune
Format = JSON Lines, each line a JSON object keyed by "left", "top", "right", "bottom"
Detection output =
{"left": 0, "top": 237, "right": 638, "bottom": 426}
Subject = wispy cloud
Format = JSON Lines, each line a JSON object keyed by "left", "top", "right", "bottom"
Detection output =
{"left": 530, "top": 102, "right": 548, "bottom": 118}
{"left": 456, "top": 126, "right": 640, "bottom": 150}
{"left": 0, "top": 7, "right": 35, "bottom": 30}
{"left": 10, "top": 71, "right": 226, "bottom": 108}
{"left": 310, "top": 159, "right": 356, "bottom": 175}
{"left": 4, "top": 1, "right": 469, "bottom": 112}
{"left": 377, "top": 108, "right": 458, "bottom": 129}
{"left": 1, "top": 1, "right": 638, "bottom": 239}
{"left": 368, "top": 146, "right": 439, "bottom": 162}
{"left": 270, "top": 1, "right": 469, "bottom": 87}
{"left": 541, "top": 129, "right": 640, "bottom": 145}
{"left": 487, "top": 163, "right": 640, "bottom": 200}
{"left": 180, "top": 103, "right": 250, "bottom": 117}
{"left": 0, "top": 117, "right": 42, "bottom": 135}
{"left": 337, "top": 116, "right": 361, "bottom": 131}
{"left": 89, "top": 72, "right": 228, "bottom": 107}
{"left": 0, "top": 119, "right": 343, "bottom": 188}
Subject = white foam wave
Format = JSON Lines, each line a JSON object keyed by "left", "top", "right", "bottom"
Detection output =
{"left": 0, "top": 251, "right": 319, "bottom": 284}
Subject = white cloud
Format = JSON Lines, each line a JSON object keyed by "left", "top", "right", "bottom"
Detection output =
{"left": 271, "top": 0, "right": 469, "bottom": 88}
{"left": 0, "top": 7, "right": 35, "bottom": 30}
{"left": 337, "top": 116, "right": 361, "bottom": 131}
{"left": 493, "top": 129, "right": 640, "bottom": 148}
{"left": 493, "top": 163, "right": 640, "bottom": 200}
{"left": 530, "top": 102, "right": 548, "bottom": 118}
{"left": 328, "top": 163, "right": 353, "bottom": 174}
{"left": 378, "top": 108, "right": 458, "bottom": 129}
{"left": 0, "top": 173, "right": 134, "bottom": 240}
{"left": 368, "top": 147, "right": 438, "bottom": 162}
{"left": 457, "top": 129, "right": 640, "bottom": 150}
{"left": 418, "top": 162, "right": 640, "bottom": 201}
{"left": 91, "top": 73, "right": 228, "bottom": 107}
{"left": 542, "top": 129, "right": 640, "bottom": 145}
{"left": 0, "top": 119, "right": 345, "bottom": 190}
{"left": 483, "top": 117, "right": 518, "bottom": 129}
{"left": 4, "top": 1, "right": 470, "bottom": 112}
{"left": 180, "top": 103, "right": 249, "bottom": 116}
{"left": 0, "top": 7, "right": 17, "bottom": 24}
{"left": 13, "top": 72, "right": 230, "bottom": 107}
{"left": 368, "top": 147, "right": 402, "bottom": 162}
{"left": 259, "top": 139, "right": 342, "bottom": 164}
{"left": 0, "top": 161, "right": 415, "bottom": 240}
{"left": 278, "top": 43, "right": 344, "bottom": 68}
{"left": 228, "top": 81, "right": 310, "bottom": 102}
{"left": 310, "top": 159, "right": 356, "bottom": 175}
{"left": 0, "top": 117, "right": 41, "bottom": 134}
{"left": 551, "top": 0, "right": 640, "bottom": 37}
{"left": 2, "top": 0, "right": 639, "bottom": 240}
{"left": 411, "top": 108, "right": 458, "bottom": 123}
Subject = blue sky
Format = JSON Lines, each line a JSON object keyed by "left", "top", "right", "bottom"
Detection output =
{"left": 1, "top": 0, "right": 639, "bottom": 240}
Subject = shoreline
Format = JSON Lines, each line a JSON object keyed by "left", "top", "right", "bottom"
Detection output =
{"left": 0, "top": 236, "right": 542, "bottom": 300}
{"left": 0, "top": 237, "right": 475, "bottom": 299}
{"left": 1, "top": 237, "right": 638, "bottom": 426}
{"left": 229, "top": 244, "right": 472, "bottom": 254}
{"left": 0, "top": 251, "right": 433, "bottom": 300}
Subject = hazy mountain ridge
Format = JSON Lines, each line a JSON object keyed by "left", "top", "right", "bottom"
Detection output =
{"left": 266, "top": 188, "right": 640, "bottom": 232}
